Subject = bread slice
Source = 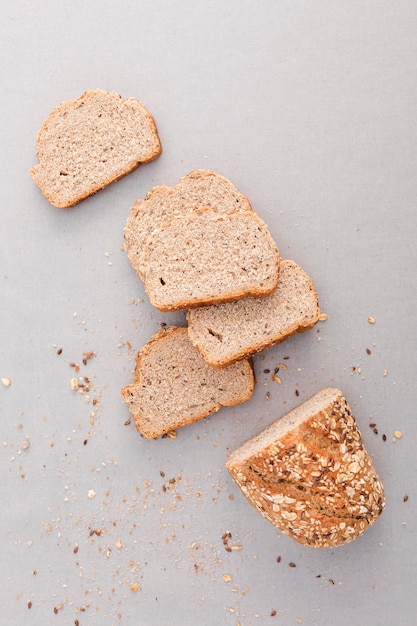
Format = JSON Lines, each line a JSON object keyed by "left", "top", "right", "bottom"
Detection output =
{"left": 124, "top": 170, "right": 252, "bottom": 280}
{"left": 142, "top": 208, "right": 280, "bottom": 312}
{"left": 121, "top": 326, "right": 255, "bottom": 439}
{"left": 188, "top": 259, "right": 320, "bottom": 368}
{"left": 226, "top": 388, "right": 385, "bottom": 548}
{"left": 31, "top": 90, "right": 161, "bottom": 208}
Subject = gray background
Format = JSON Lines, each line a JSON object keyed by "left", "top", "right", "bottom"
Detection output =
{"left": 1, "top": 1, "right": 416, "bottom": 625}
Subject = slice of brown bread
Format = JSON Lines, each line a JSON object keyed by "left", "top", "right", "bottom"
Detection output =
{"left": 142, "top": 208, "right": 280, "bottom": 312}
{"left": 121, "top": 326, "right": 255, "bottom": 439}
{"left": 187, "top": 259, "right": 320, "bottom": 368}
{"left": 31, "top": 90, "right": 161, "bottom": 208}
{"left": 226, "top": 387, "right": 385, "bottom": 548}
{"left": 124, "top": 170, "right": 252, "bottom": 280}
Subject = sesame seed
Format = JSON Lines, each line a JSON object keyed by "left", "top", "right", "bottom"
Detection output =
{"left": 367, "top": 316, "right": 376, "bottom": 324}
{"left": 289, "top": 562, "right": 296, "bottom": 568}
{"left": 366, "top": 348, "right": 371, "bottom": 355}
{"left": 394, "top": 430, "right": 403, "bottom": 439}
{"left": 403, "top": 495, "right": 409, "bottom": 502}
{"left": 319, "top": 313, "right": 328, "bottom": 321}
{"left": 1, "top": 377, "right": 11, "bottom": 386}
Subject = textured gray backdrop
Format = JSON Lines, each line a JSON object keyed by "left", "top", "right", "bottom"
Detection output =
{"left": 1, "top": 2, "right": 416, "bottom": 625}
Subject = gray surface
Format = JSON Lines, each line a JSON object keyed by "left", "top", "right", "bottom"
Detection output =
{"left": 1, "top": 2, "right": 416, "bottom": 625}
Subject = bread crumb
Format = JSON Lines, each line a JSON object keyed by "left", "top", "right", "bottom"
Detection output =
{"left": 223, "top": 574, "right": 232, "bottom": 582}
{"left": 130, "top": 582, "right": 141, "bottom": 592}
{"left": 70, "top": 378, "right": 79, "bottom": 390}
{"left": 87, "top": 489, "right": 96, "bottom": 499}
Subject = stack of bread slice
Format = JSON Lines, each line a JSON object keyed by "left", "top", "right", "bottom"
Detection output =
{"left": 122, "top": 170, "right": 321, "bottom": 437}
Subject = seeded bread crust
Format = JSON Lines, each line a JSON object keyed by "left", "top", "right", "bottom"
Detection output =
{"left": 142, "top": 208, "right": 280, "bottom": 312}
{"left": 121, "top": 327, "right": 255, "bottom": 439}
{"left": 187, "top": 259, "right": 320, "bottom": 368}
{"left": 226, "top": 388, "right": 385, "bottom": 548}
{"left": 31, "top": 89, "right": 161, "bottom": 208}
{"left": 124, "top": 170, "right": 253, "bottom": 280}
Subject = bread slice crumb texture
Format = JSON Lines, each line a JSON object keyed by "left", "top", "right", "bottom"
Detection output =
{"left": 31, "top": 90, "right": 161, "bottom": 208}
{"left": 124, "top": 170, "right": 252, "bottom": 280}
{"left": 188, "top": 259, "right": 320, "bottom": 368}
{"left": 142, "top": 209, "right": 280, "bottom": 311}
{"left": 121, "top": 327, "right": 254, "bottom": 438}
{"left": 226, "top": 388, "right": 385, "bottom": 548}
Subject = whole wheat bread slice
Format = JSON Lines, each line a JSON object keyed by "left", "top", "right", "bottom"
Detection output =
{"left": 31, "top": 89, "right": 161, "bottom": 208}
{"left": 124, "top": 170, "right": 252, "bottom": 280}
{"left": 142, "top": 208, "right": 280, "bottom": 312}
{"left": 226, "top": 388, "right": 385, "bottom": 548}
{"left": 188, "top": 259, "right": 320, "bottom": 368}
{"left": 121, "top": 326, "right": 255, "bottom": 438}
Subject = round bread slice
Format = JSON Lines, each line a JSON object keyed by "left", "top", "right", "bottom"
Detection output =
{"left": 187, "top": 259, "right": 320, "bottom": 368}
{"left": 31, "top": 89, "right": 161, "bottom": 208}
{"left": 124, "top": 170, "right": 252, "bottom": 280}
{"left": 121, "top": 326, "right": 255, "bottom": 439}
{"left": 142, "top": 208, "right": 280, "bottom": 312}
{"left": 226, "top": 388, "right": 385, "bottom": 548}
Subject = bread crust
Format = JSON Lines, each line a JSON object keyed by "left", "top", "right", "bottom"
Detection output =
{"left": 31, "top": 90, "right": 161, "bottom": 208}
{"left": 187, "top": 259, "right": 320, "bottom": 368}
{"left": 121, "top": 327, "right": 255, "bottom": 438}
{"left": 226, "top": 388, "right": 385, "bottom": 548}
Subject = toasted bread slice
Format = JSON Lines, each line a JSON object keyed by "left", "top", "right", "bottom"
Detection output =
{"left": 142, "top": 208, "right": 280, "bottom": 312}
{"left": 124, "top": 170, "right": 252, "bottom": 279}
{"left": 188, "top": 259, "right": 320, "bottom": 368}
{"left": 226, "top": 388, "right": 385, "bottom": 548}
{"left": 121, "top": 327, "right": 255, "bottom": 438}
{"left": 31, "top": 89, "right": 161, "bottom": 207}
